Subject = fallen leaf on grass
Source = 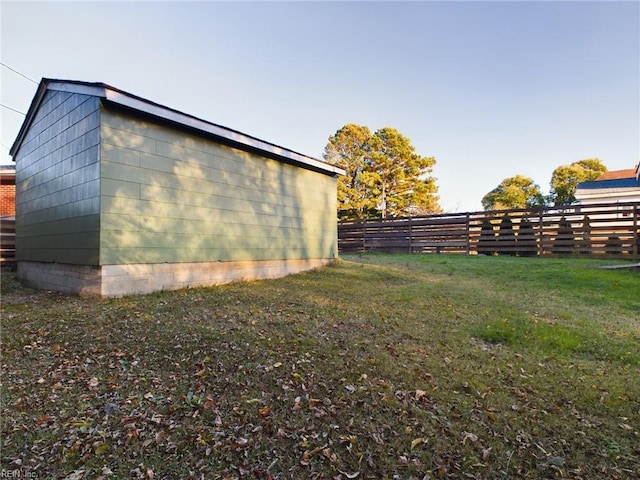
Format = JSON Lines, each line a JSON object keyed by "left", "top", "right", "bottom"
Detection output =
{"left": 122, "top": 415, "right": 141, "bottom": 425}
{"left": 339, "top": 435, "right": 357, "bottom": 445}
{"left": 94, "top": 442, "right": 109, "bottom": 455}
{"left": 462, "top": 432, "right": 479, "bottom": 445}
{"left": 101, "top": 466, "right": 114, "bottom": 476}
{"left": 36, "top": 414, "right": 55, "bottom": 425}
{"left": 411, "top": 437, "right": 426, "bottom": 450}
{"left": 323, "top": 448, "right": 337, "bottom": 462}
{"left": 546, "top": 456, "right": 565, "bottom": 467}
{"left": 236, "top": 437, "right": 250, "bottom": 448}
{"left": 258, "top": 405, "right": 271, "bottom": 417}
{"left": 337, "top": 470, "right": 360, "bottom": 479}
{"left": 64, "top": 471, "right": 85, "bottom": 480}
{"left": 482, "top": 447, "right": 492, "bottom": 461}
{"left": 300, "top": 445, "right": 325, "bottom": 465}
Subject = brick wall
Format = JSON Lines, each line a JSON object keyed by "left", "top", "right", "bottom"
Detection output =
{"left": 0, "top": 182, "right": 15, "bottom": 216}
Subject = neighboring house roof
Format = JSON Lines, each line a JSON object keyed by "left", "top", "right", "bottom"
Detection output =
{"left": 575, "top": 165, "right": 640, "bottom": 202}
{"left": 10, "top": 78, "right": 345, "bottom": 177}
{"left": 577, "top": 177, "right": 640, "bottom": 190}
{"left": 594, "top": 169, "right": 637, "bottom": 181}
{"left": 0, "top": 165, "right": 16, "bottom": 184}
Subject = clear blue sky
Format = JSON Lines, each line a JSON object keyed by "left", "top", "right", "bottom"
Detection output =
{"left": 1, "top": 1, "right": 638, "bottom": 212}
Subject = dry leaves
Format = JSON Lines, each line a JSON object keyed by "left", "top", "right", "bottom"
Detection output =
{"left": 2, "top": 265, "right": 639, "bottom": 480}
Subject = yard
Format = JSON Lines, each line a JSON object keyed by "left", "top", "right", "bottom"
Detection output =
{"left": 1, "top": 254, "right": 638, "bottom": 479}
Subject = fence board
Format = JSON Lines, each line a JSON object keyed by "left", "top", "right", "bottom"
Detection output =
{"left": 1, "top": 216, "right": 16, "bottom": 268}
{"left": 338, "top": 201, "right": 640, "bottom": 257}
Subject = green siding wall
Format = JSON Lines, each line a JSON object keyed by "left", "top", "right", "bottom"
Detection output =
{"left": 14, "top": 91, "right": 101, "bottom": 264}
{"left": 100, "top": 108, "right": 338, "bottom": 265}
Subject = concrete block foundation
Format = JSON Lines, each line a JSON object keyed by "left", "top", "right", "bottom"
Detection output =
{"left": 17, "top": 258, "right": 332, "bottom": 297}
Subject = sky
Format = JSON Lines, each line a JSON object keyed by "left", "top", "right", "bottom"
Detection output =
{"left": 1, "top": 1, "right": 638, "bottom": 212}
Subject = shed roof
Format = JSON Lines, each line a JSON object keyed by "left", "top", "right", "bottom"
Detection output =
{"left": 10, "top": 78, "right": 345, "bottom": 177}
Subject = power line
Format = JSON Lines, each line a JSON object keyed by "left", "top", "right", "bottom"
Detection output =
{"left": 0, "top": 103, "right": 26, "bottom": 115}
{"left": 1, "top": 62, "right": 38, "bottom": 85}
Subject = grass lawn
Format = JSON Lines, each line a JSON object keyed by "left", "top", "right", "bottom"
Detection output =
{"left": 1, "top": 254, "right": 638, "bottom": 479}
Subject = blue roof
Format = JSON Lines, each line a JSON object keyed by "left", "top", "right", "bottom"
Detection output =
{"left": 577, "top": 178, "right": 640, "bottom": 190}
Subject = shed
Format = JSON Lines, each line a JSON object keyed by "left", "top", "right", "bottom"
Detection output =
{"left": 10, "top": 78, "right": 344, "bottom": 296}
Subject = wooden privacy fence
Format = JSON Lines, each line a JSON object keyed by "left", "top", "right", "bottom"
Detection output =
{"left": 338, "top": 201, "right": 640, "bottom": 257}
{"left": 1, "top": 216, "right": 16, "bottom": 268}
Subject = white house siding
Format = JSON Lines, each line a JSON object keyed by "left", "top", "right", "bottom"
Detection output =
{"left": 575, "top": 189, "right": 640, "bottom": 206}
{"left": 575, "top": 179, "right": 640, "bottom": 227}
{"left": 99, "top": 108, "right": 337, "bottom": 268}
{"left": 14, "top": 90, "right": 101, "bottom": 266}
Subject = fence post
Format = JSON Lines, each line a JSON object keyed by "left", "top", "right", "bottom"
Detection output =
{"left": 634, "top": 203, "right": 639, "bottom": 257}
{"left": 465, "top": 213, "right": 471, "bottom": 255}
{"left": 408, "top": 216, "right": 413, "bottom": 253}
{"left": 537, "top": 209, "right": 544, "bottom": 256}
{"left": 362, "top": 219, "right": 366, "bottom": 253}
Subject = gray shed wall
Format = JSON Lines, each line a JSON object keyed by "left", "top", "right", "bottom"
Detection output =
{"left": 14, "top": 90, "right": 101, "bottom": 264}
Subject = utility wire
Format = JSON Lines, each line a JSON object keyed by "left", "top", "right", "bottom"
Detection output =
{"left": 1, "top": 62, "right": 38, "bottom": 85}
{"left": 0, "top": 103, "right": 26, "bottom": 115}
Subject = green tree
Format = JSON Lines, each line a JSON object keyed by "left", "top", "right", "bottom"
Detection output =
{"left": 549, "top": 159, "right": 607, "bottom": 206}
{"left": 481, "top": 175, "right": 546, "bottom": 210}
{"left": 324, "top": 124, "right": 440, "bottom": 219}
{"left": 323, "top": 124, "right": 377, "bottom": 219}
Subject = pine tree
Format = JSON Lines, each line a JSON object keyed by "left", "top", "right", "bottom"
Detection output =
{"left": 497, "top": 216, "right": 516, "bottom": 256}
{"left": 477, "top": 218, "right": 496, "bottom": 255}
{"left": 517, "top": 218, "right": 537, "bottom": 256}
{"left": 324, "top": 124, "right": 440, "bottom": 219}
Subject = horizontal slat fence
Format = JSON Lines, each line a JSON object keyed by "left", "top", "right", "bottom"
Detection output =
{"left": 1, "top": 215, "right": 16, "bottom": 268}
{"left": 338, "top": 201, "right": 639, "bottom": 257}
